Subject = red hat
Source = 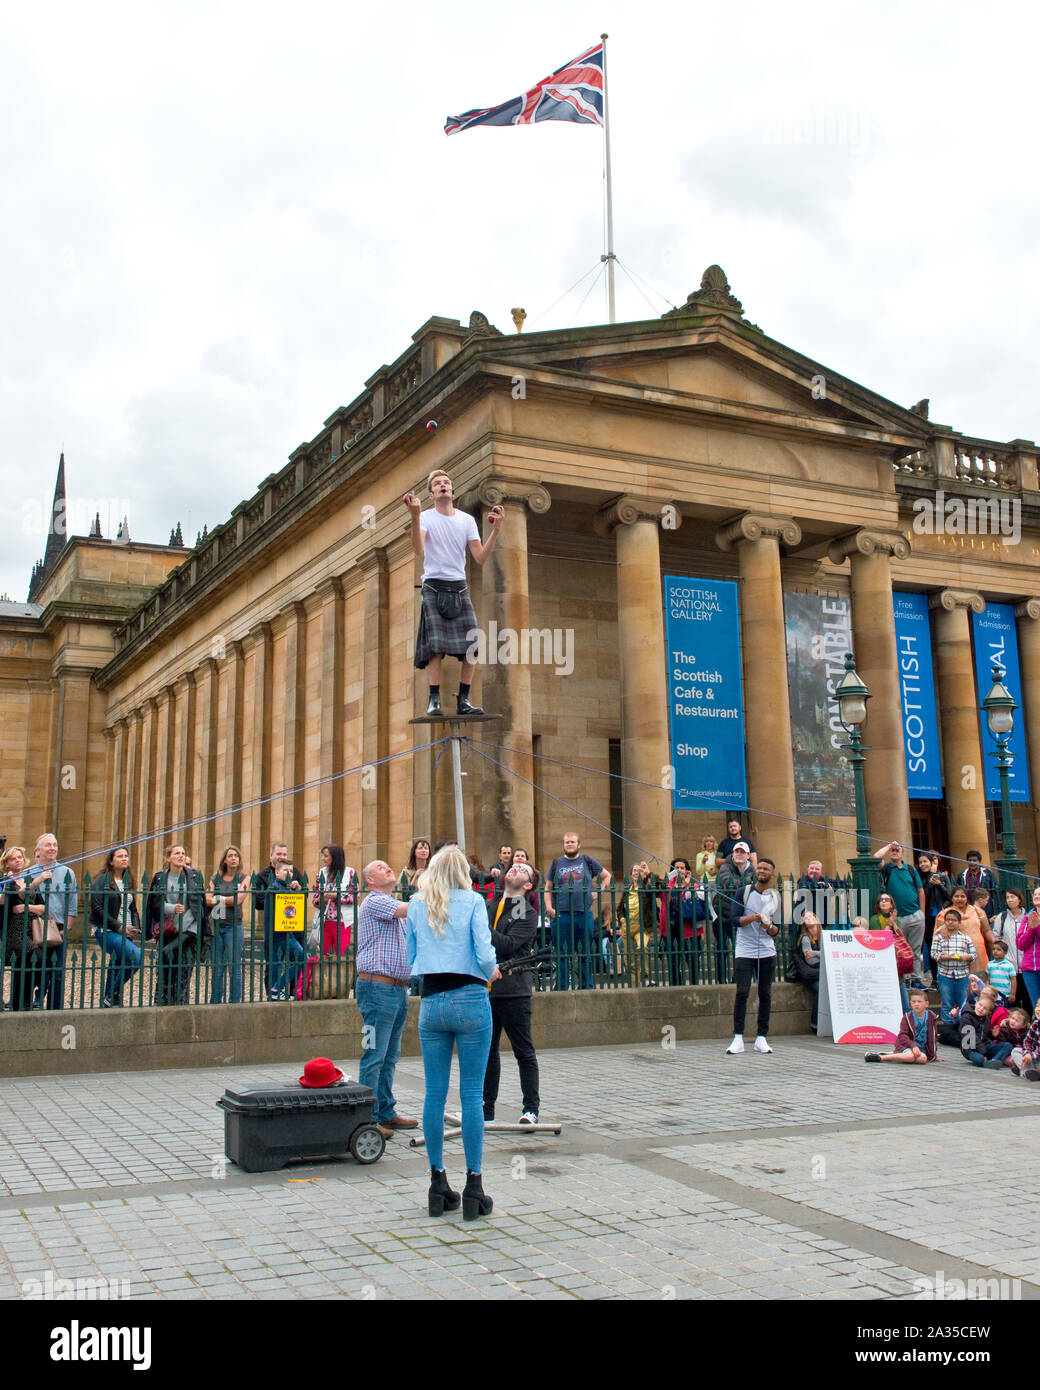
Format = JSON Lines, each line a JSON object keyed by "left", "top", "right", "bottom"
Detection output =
{"left": 299, "top": 1057, "right": 344, "bottom": 1088}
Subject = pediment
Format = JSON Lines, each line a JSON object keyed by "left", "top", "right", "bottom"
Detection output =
{"left": 479, "top": 312, "right": 930, "bottom": 443}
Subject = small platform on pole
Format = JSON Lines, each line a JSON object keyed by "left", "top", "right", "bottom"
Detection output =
{"left": 407, "top": 713, "right": 500, "bottom": 726}
{"left": 409, "top": 714, "right": 499, "bottom": 854}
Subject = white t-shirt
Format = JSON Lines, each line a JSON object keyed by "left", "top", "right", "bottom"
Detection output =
{"left": 421, "top": 507, "right": 479, "bottom": 582}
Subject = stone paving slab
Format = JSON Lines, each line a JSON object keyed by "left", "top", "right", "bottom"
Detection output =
{"left": 0, "top": 1037, "right": 1037, "bottom": 1301}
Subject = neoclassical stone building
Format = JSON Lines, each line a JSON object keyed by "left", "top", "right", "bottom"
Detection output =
{"left": 3, "top": 267, "right": 1038, "bottom": 883}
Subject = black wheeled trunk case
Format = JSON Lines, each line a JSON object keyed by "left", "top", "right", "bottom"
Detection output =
{"left": 217, "top": 1080, "right": 376, "bottom": 1172}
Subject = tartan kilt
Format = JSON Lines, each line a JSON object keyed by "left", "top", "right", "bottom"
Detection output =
{"left": 414, "top": 581, "right": 479, "bottom": 668}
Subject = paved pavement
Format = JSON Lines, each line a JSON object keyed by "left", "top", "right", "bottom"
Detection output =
{"left": 1, "top": 1037, "right": 1038, "bottom": 1301}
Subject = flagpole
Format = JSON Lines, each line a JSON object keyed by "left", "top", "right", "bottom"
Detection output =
{"left": 600, "top": 31, "right": 616, "bottom": 324}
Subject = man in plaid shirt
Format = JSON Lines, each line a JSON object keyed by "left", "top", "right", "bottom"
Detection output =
{"left": 356, "top": 862, "right": 416, "bottom": 1139}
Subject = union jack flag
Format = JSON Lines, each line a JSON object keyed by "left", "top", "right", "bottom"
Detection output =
{"left": 445, "top": 42, "right": 604, "bottom": 135}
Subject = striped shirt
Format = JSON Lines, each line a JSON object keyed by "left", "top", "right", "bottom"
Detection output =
{"left": 356, "top": 892, "right": 409, "bottom": 981}
{"left": 933, "top": 930, "right": 975, "bottom": 979}
{"left": 986, "top": 957, "right": 1015, "bottom": 995}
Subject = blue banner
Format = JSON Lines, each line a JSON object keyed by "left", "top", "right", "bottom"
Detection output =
{"left": 971, "top": 603, "right": 1031, "bottom": 802}
{"left": 664, "top": 576, "right": 747, "bottom": 810}
{"left": 892, "top": 592, "right": 943, "bottom": 799}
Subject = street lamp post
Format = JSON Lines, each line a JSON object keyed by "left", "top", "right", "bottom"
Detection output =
{"left": 981, "top": 660, "right": 1027, "bottom": 893}
{"left": 833, "top": 653, "right": 882, "bottom": 913}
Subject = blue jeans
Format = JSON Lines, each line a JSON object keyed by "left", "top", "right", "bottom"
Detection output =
{"left": 968, "top": 1041, "right": 1012, "bottom": 1067}
{"left": 357, "top": 980, "right": 410, "bottom": 1126}
{"left": 1022, "top": 970, "right": 1040, "bottom": 1011}
{"left": 94, "top": 928, "right": 142, "bottom": 1002}
{"left": 552, "top": 911, "right": 595, "bottom": 990}
{"left": 418, "top": 984, "right": 492, "bottom": 1172}
{"left": 39, "top": 942, "right": 66, "bottom": 1010}
{"left": 211, "top": 921, "right": 244, "bottom": 1003}
{"left": 937, "top": 972, "right": 969, "bottom": 1023}
{"left": 264, "top": 916, "right": 304, "bottom": 997}
{"left": 899, "top": 979, "right": 910, "bottom": 1014}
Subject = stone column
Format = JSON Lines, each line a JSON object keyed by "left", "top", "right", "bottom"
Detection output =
{"left": 597, "top": 496, "right": 677, "bottom": 871}
{"left": 111, "top": 719, "right": 128, "bottom": 842}
{"left": 247, "top": 623, "right": 272, "bottom": 869}
{"left": 1015, "top": 598, "right": 1040, "bottom": 864}
{"left": 138, "top": 697, "right": 158, "bottom": 855}
{"left": 828, "top": 530, "right": 913, "bottom": 851}
{"left": 357, "top": 556, "right": 388, "bottom": 864}
{"left": 478, "top": 479, "right": 552, "bottom": 852}
{"left": 218, "top": 643, "right": 244, "bottom": 849}
{"left": 155, "top": 687, "right": 177, "bottom": 843}
{"left": 930, "top": 589, "right": 989, "bottom": 863}
{"left": 281, "top": 601, "right": 307, "bottom": 859}
{"left": 316, "top": 577, "right": 345, "bottom": 850}
{"left": 125, "top": 709, "right": 142, "bottom": 847}
{"left": 716, "top": 513, "right": 802, "bottom": 875}
{"left": 196, "top": 658, "right": 220, "bottom": 872}
{"left": 172, "top": 672, "right": 197, "bottom": 861}
{"left": 101, "top": 727, "right": 116, "bottom": 848}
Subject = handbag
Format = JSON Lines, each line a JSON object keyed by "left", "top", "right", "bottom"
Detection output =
{"left": 31, "top": 916, "right": 63, "bottom": 949}
{"left": 894, "top": 932, "right": 914, "bottom": 975}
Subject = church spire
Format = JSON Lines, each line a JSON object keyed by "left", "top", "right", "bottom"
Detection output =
{"left": 42, "top": 452, "right": 68, "bottom": 571}
{"left": 28, "top": 453, "right": 69, "bottom": 601}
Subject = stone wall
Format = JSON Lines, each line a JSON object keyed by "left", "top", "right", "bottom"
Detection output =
{"left": 0, "top": 984, "right": 812, "bottom": 1078}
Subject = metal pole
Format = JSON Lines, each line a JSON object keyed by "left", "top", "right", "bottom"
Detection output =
{"left": 995, "top": 735, "right": 1027, "bottom": 891}
{"left": 451, "top": 733, "right": 466, "bottom": 854}
{"left": 600, "top": 32, "right": 616, "bottom": 324}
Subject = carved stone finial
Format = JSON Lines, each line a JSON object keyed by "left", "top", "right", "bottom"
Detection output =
{"left": 510, "top": 307, "right": 527, "bottom": 333}
{"left": 664, "top": 264, "right": 744, "bottom": 318}
{"left": 908, "top": 399, "right": 930, "bottom": 419}
{"left": 464, "top": 310, "right": 503, "bottom": 343}
{"left": 89, "top": 512, "right": 102, "bottom": 539}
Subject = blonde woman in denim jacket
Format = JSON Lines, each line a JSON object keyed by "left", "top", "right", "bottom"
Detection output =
{"left": 406, "top": 845, "right": 499, "bottom": 1220}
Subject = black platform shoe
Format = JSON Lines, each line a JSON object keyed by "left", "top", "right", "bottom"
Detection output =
{"left": 462, "top": 1170, "right": 493, "bottom": 1221}
{"left": 456, "top": 694, "right": 483, "bottom": 717}
{"left": 428, "top": 1167, "right": 461, "bottom": 1217}
{"left": 426, "top": 690, "right": 443, "bottom": 717}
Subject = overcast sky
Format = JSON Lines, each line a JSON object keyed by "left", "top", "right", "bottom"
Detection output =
{"left": 3, "top": 0, "right": 1037, "bottom": 601}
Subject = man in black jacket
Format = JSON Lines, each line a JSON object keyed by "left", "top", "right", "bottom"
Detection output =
{"left": 483, "top": 862, "right": 541, "bottom": 1125}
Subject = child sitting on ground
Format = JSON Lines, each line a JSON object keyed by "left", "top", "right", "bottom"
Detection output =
{"left": 986, "top": 938, "right": 1016, "bottom": 1004}
{"left": 996, "top": 1005, "right": 1030, "bottom": 1069}
{"left": 1010, "top": 1000, "right": 1040, "bottom": 1080}
{"left": 959, "top": 985, "right": 1010, "bottom": 1068}
{"left": 864, "top": 990, "right": 939, "bottom": 1065}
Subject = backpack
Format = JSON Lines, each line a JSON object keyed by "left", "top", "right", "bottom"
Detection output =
{"left": 880, "top": 861, "right": 922, "bottom": 901}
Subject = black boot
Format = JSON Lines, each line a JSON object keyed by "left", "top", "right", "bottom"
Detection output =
{"left": 456, "top": 694, "right": 483, "bottom": 717}
{"left": 462, "top": 1170, "right": 493, "bottom": 1221}
{"left": 426, "top": 690, "right": 442, "bottom": 717}
{"left": 428, "top": 1167, "right": 460, "bottom": 1217}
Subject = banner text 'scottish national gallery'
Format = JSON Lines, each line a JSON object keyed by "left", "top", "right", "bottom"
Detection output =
{"left": 3, "top": 267, "right": 1039, "bottom": 882}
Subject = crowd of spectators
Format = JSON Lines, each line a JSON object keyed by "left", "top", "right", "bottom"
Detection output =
{"left": 3, "top": 823, "right": 1039, "bottom": 1049}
